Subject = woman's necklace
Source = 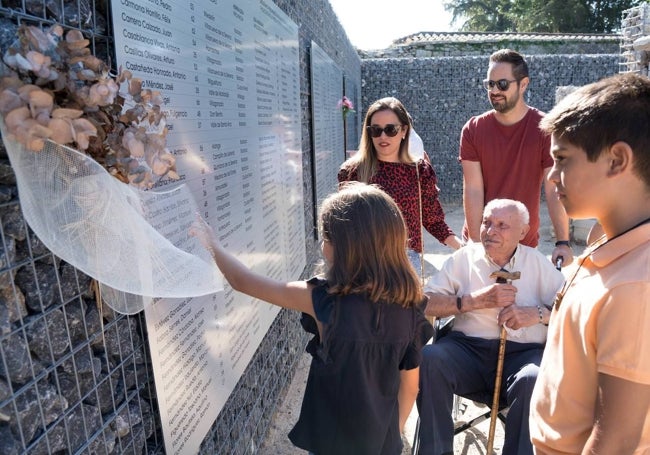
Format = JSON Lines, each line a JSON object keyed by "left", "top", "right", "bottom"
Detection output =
{"left": 553, "top": 216, "right": 650, "bottom": 310}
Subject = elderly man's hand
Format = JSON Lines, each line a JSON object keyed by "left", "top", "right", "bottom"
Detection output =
{"left": 470, "top": 284, "right": 517, "bottom": 310}
{"left": 497, "top": 304, "right": 539, "bottom": 330}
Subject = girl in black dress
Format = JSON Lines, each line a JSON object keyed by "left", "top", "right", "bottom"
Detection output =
{"left": 190, "top": 182, "right": 433, "bottom": 455}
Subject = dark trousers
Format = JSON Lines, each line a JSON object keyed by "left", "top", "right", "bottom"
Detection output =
{"left": 416, "top": 331, "right": 543, "bottom": 455}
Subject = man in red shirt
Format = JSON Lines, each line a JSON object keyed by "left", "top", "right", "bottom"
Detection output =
{"left": 459, "top": 49, "right": 572, "bottom": 265}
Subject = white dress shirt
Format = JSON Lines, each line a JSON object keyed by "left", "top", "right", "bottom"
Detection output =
{"left": 425, "top": 243, "right": 565, "bottom": 343}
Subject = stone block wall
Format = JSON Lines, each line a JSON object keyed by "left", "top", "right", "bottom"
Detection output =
{"left": 361, "top": 54, "right": 619, "bottom": 204}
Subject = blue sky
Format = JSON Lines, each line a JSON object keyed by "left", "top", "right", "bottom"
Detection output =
{"left": 329, "top": 0, "right": 458, "bottom": 50}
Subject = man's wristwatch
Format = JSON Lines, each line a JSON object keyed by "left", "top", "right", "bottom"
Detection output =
{"left": 554, "top": 240, "right": 571, "bottom": 248}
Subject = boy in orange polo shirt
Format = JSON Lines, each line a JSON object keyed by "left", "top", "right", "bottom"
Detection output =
{"left": 529, "top": 73, "right": 650, "bottom": 454}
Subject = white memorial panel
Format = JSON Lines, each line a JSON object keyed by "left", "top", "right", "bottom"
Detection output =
{"left": 310, "top": 42, "right": 344, "bottom": 229}
{"left": 112, "top": 1, "right": 305, "bottom": 453}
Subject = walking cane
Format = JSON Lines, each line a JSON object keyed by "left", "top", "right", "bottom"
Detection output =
{"left": 487, "top": 326, "right": 507, "bottom": 454}
{"left": 486, "top": 270, "right": 521, "bottom": 454}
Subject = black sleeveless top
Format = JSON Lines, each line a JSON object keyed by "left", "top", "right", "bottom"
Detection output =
{"left": 288, "top": 277, "right": 433, "bottom": 455}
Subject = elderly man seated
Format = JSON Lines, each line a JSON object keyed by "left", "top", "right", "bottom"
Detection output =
{"left": 416, "top": 199, "right": 564, "bottom": 455}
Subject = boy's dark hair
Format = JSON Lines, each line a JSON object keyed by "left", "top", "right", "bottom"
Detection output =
{"left": 489, "top": 49, "right": 529, "bottom": 81}
{"left": 540, "top": 73, "right": 650, "bottom": 187}
{"left": 319, "top": 182, "right": 424, "bottom": 307}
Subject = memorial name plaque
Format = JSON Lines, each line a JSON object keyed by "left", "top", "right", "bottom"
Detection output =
{"left": 310, "top": 42, "right": 344, "bottom": 228}
{"left": 343, "top": 78, "right": 361, "bottom": 155}
{"left": 112, "top": 0, "right": 305, "bottom": 452}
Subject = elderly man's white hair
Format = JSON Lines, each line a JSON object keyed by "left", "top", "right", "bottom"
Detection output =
{"left": 484, "top": 199, "right": 530, "bottom": 225}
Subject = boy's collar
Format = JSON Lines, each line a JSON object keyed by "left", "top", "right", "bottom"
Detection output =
{"left": 589, "top": 222, "right": 650, "bottom": 267}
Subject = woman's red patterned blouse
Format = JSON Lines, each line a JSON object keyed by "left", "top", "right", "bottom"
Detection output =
{"left": 338, "top": 159, "right": 454, "bottom": 253}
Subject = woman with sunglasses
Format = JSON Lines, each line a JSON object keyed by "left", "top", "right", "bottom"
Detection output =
{"left": 338, "top": 97, "right": 463, "bottom": 271}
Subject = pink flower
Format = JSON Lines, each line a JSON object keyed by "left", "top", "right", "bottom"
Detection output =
{"left": 337, "top": 96, "right": 354, "bottom": 110}
{"left": 337, "top": 96, "right": 355, "bottom": 119}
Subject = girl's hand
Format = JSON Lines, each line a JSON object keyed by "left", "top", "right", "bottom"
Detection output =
{"left": 188, "top": 213, "right": 217, "bottom": 252}
{"left": 188, "top": 213, "right": 316, "bottom": 317}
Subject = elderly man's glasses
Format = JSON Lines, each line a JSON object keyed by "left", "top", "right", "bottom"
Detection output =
{"left": 367, "top": 124, "right": 402, "bottom": 138}
{"left": 483, "top": 79, "right": 518, "bottom": 91}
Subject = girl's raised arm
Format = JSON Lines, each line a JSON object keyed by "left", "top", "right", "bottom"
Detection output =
{"left": 189, "top": 216, "right": 314, "bottom": 317}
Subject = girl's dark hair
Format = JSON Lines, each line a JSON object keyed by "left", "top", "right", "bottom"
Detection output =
{"left": 352, "top": 97, "right": 414, "bottom": 182}
{"left": 319, "top": 182, "right": 424, "bottom": 307}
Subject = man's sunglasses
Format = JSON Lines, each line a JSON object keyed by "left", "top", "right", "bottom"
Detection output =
{"left": 483, "top": 79, "right": 518, "bottom": 91}
{"left": 366, "top": 124, "right": 402, "bottom": 138}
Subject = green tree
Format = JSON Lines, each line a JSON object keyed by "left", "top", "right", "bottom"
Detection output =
{"left": 444, "top": 0, "right": 515, "bottom": 31}
{"left": 508, "top": 0, "right": 592, "bottom": 32}
{"left": 444, "top": 0, "right": 646, "bottom": 32}
{"left": 588, "top": 0, "right": 642, "bottom": 31}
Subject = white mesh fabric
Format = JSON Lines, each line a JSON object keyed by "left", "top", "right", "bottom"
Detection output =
{"left": 97, "top": 284, "right": 151, "bottom": 315}
{"left": 1, "top": 123, "right": 222, "bottom": 314}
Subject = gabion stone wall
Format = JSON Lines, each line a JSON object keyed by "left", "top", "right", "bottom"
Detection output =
{"left": 272, "top": 0, "right": 362, "bottom": 243}
{"left": 0, "top": 118, "right": 160, "bottom": 455}
{"left": 361, "top": 54, "right": 619, "bottom": 204}
{"left": 0, "top": 0, "right": 361, "bottom": 453}
{"left": 0, "top": 4, "right": 163, "bottom": 454}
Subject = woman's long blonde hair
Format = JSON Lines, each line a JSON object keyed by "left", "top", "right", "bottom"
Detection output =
{"left": 319, "top": 182, "right": 424, "bottom": 308}
{"left": 350, "top": 97, "right": 415, "bottom": 182}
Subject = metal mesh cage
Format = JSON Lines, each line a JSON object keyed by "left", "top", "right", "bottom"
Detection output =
{"left": 0, "top": 170, "right": 164, "bottom": 454}
{"left": 0, "top": 1, "right": 166, "bottom": 453}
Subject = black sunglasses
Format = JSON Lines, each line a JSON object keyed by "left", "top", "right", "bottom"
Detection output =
{"left": 483, "top": 79, "right": 518, "bottom": 91}
{"left": 366, "top": 124, "right": 402, "bottom": 138}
